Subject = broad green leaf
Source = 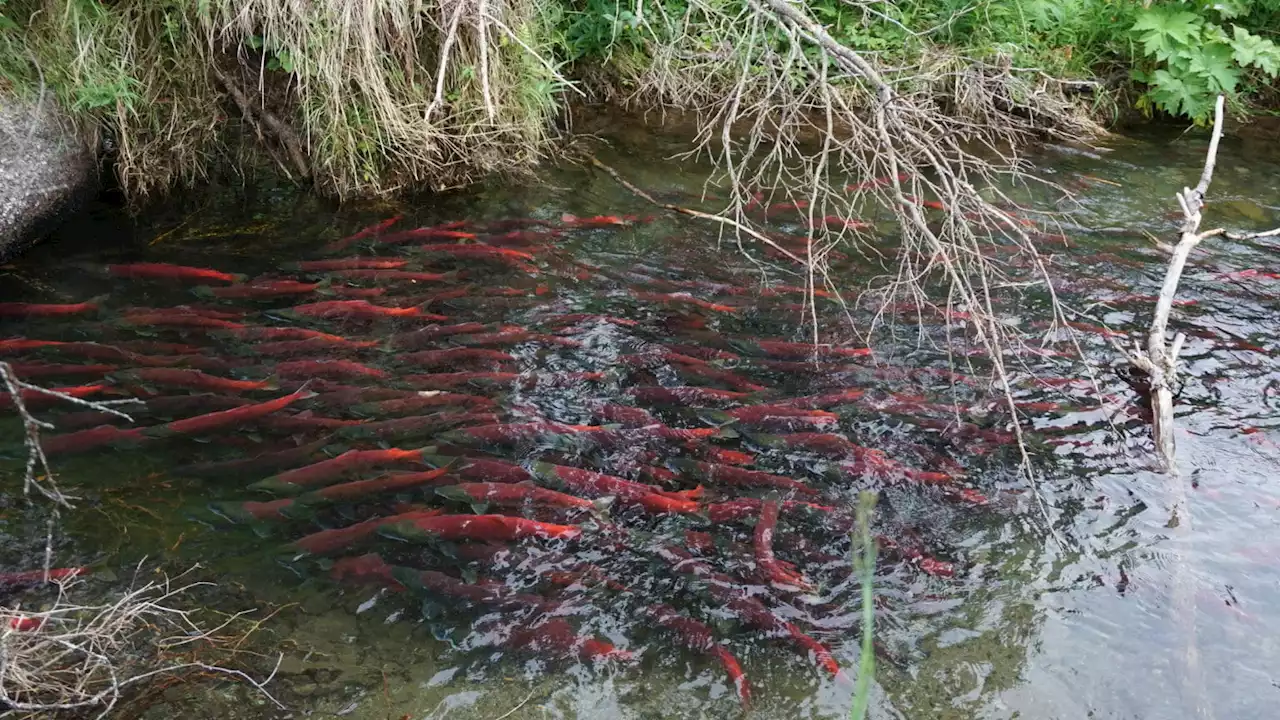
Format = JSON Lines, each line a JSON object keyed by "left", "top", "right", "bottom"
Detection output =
{"left": 1212, "top": 0, "right": 1251, "bottom": 19}
{"left": 1187, "top": 42, "right": 1240, "bottom": 92}
{"left": 1148, "top": 68, "right": 1212, "bottom": 118}
{"left": 1022, "top": 0, "right": 1065, "bottom": 30}
{"left": 1231, "top": 25, "right": 1280, "bottom": 75}
{"left": 1132, "top": 8, "right": 1204, "bottom": 61}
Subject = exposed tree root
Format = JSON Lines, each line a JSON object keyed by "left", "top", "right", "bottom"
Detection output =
{"left": 210, "top": 65, "right": 311, "bottom": 182}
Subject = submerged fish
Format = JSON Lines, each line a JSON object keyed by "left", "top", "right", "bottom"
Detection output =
{"left": 286, "top": 300, "right": 448, "bottom": 321}
{"left": 275, "top": 359, "right": 389, "bottom": 380}
{"left": 634, "top": 291, "right": 739, "bottom": 314}
{"left": 396, "top": 348, "right": 514, "bottom": 369}
{"left": 668, "top": 459, "right": 818, "bottom": 496}
{"left": 203, "top": 280, "right": 323, "bottom": 299}
{"left": 436, "top": 482, "right": 603, "bottom": 511}
{"left": 113, "top": 368, "right": 271, "bottom": 394}
{"left": 754, "top": 499, "right": 816, "bottom": 591}
{"left": 350, "top": 392, "right": 494, "bottom": 417}
{"left": 323, "top": 215, "right": 404, "bottom": 252}
{"left": 328, "top": 269, "right": 454, "bottom": 283}
{"left": 141, "top": 389, "right": 313, "bottom": 439}
{"left": 215, "top": 467, "right": 453, "bottom": 523}
{"left": 108, "top": 263, "right": 243, "bottom": 284}
{"left": 7, "top": 362, "right": 118, "bottom": 379}
{"left": 337, "top": 411, "right": 500, "bottom": 442}
{"left": 289, "top": 258, "right": 409, "bottom": 272}
{"left": 378, "top": 513, "right": 582, "bottom": 544}
{"left": 628, "top": 386, "right": 753, "bottom": 408}
{"left": 729, "top": 339, "right": 871, "bottom": 360}
{"left": 250, "top": 447, "right": 431, "bottom": 495}
{"left": 41, "top": 424, "right": 150, "bottom": 455}
{"left": 0, "top": 299, "right": 102, "bottom": 317}
{"left": 120, "top": 312, "right": 246, "bottom": 330}
{"left": 652, "top": 542, "right": 840, "bottom": 676}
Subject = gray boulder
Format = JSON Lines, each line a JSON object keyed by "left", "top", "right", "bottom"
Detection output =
{"left": 0, "top": 97, "right": 96, "bottom": 260}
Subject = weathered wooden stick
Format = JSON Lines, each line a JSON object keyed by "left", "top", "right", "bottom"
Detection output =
{"left": 1125, "top": 95, "right": 1224, "bottom": 470}
{"left": 1225, "top": 226, "right": 1280, "bottom": 241}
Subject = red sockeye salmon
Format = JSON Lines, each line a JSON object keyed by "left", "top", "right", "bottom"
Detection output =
{"left": 668, "top": 459, "right": 818, "bottom": 496}
{"left": 350, "top": 392, "right": 494, "bottom": 417}
{"left": 754, "top": 499, "right": 817, "bottom": 591}
{"left": 377, "top": 513, "right": 582, "bottom": 544}
{"left": 250, "top": 448, "right": 429, "bottom": 495}
{"left": 108, "top": 263, "right": 243, "bottom": 284}
{"left": 337, "top": 412, "right": 500, "bottom": 442}
{"left": 436, "top": 482, "right": 601, "bottom": 511}
{"left": 120, "top": 312, "right": 245, "bottom": 330}
{"left": 628, "top": 386, "right": 752, "bottom": 408}
{"left": 141, "top": 389, "right": 312, "bottom": 438}
{"left": 321, "top": 215, "right": 405, "bottom": 252}
{"left": 652, "top": 542, "right": 840, "bottom": 676}
{"left": 275, "top": 359, "right": 389, "bottom": 381}
{"left": 286, "top": 300, "right": 447, "bottom": 321}
{"left": 203, "top": 280, "right": 322, "bottom": 298}
{"left": 328, "top": 269, "right": 453, "bottom": 283}
{"left": 396, "top": 348, "right": 514, "bottom": 369}
{"left": 0, "top": 300, "right": 102, "bottom": 317}
{"left": 289, "top": 258, "right": 409, "bottom": 272}
{"left": 113, "top": 368, "right": 271, "bottom": 394}
{"left": 41, "top": 424, "right": 150, "bottom": 455}
{"left": 214, "top": 467, "right": 453, "bottom": 523}
{"left": 421, "top": 454, "right": 536, "bottom": 484}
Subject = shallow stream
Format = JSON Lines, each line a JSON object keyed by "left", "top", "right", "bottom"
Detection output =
{"left": 3, "top": 122, "right": 1280, "bottom": 719}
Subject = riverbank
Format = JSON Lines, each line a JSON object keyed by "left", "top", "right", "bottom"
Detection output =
{"left": 10, "top": 0, "right": 1268, "bottom": 206}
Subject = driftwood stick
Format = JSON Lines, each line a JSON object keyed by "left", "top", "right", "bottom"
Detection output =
{"left": 1225, "top": 226, "right": 1280, "bottom": 241}
{"left": 1130, "top": 94, "right": 1224, "bottom": 469}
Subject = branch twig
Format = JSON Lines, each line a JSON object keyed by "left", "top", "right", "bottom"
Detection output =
{"left": 588, "top": 155, "right": 808, "bottom": 265}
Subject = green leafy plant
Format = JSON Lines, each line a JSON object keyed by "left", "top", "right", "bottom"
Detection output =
{"left": 559, "top": 0, "right": 649, "bottom": 61}
{"left": 1132, "top": 2, "right": 1280, "bottom": 123}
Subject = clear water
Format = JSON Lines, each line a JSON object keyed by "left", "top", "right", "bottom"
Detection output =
{"left": 2, "top": 122, "right": 1279, "bottom": 720}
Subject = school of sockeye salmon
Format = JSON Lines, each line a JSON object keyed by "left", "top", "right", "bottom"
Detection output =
{"left": 0, "top": 202, "right": 1088, "bottom": 707}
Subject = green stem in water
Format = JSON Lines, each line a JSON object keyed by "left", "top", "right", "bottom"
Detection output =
{"left": 850, "top": 490, "right": 878, "bottom": 720}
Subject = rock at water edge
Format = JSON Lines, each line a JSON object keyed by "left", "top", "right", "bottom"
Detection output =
{"left": 0, "top": 97, "right": 95, "bottom": 260}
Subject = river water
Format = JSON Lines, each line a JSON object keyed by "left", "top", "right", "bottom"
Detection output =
{"left": 2, "top": 122, "right": 1279, "bottom": 720}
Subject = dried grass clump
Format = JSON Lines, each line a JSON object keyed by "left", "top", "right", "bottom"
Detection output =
{"left": 2, "top": 0, "right": 570, "bottom": 200}
{"left": 0, "top": 568, "right": 282, "bottom": 719}
{"left": 199, "top": 0, "right": 571, "bottom": 197}
{"left": 9, "top": 0, "right": 222, "bottom": 200}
